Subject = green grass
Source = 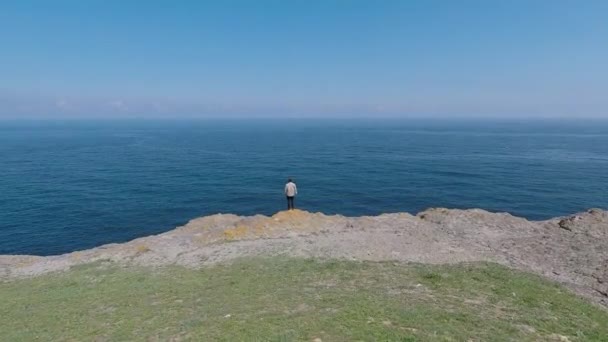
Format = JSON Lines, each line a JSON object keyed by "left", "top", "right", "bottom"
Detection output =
{"left": 1, "top": 258, "right": 606, "bottom": 341}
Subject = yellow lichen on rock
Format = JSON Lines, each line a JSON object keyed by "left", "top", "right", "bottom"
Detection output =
{"left": 221, "top": 211, "right": 317, "bottom": 241}
{"left": 252, "top": 222, "right": 268, "bottom": 237}
{"left": 135, "top": 244, "right": 151, "bottom": 254}
{"left": 223, "top": 225, "right": 249, "bottom": 240}
{"left": 272, "top": 209, "right": 307, "bottom": 221}
{"left": 68, "top": 252, "right": 83, "bottom": 261}
{"left": 15, "top": 258, "right": 37, "bottom": 268}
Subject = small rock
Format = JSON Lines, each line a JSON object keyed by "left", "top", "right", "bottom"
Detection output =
{"left": 548, "top": 334, "right": 571, "bottom": 342}
{"left": 516, "top": 324, "right": 536, "bottom": 334}
{"left": 558, "top": 219, "right": 573, "bottom": 231}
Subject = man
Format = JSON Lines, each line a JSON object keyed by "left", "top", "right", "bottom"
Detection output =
{"left": 284, "top": 178, "right": 298, "bottom": 210}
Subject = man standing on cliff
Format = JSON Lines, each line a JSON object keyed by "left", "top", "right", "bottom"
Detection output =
{"left": 284, "top": 178, "right": 297, "bottom": 210}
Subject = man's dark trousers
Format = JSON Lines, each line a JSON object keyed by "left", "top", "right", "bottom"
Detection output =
{"left": 286, "top": 196, "right": 295, "bottom": 210}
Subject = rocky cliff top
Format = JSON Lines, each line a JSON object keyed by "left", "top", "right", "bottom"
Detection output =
{"left": 1, "top": 208, "right": 606, "bottom": 307}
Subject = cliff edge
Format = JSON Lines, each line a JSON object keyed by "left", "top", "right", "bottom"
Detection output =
{"left": 1, "top": 208, "right": 606, "bottom": 307}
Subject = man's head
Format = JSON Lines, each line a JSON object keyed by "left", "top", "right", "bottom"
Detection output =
{"left": 288, "top": 178, "right": 292, "bottom": 183}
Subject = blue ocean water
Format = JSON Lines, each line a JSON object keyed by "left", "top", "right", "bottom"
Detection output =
{"left": 1, "top": 119, "right": 607, "bottom": 256}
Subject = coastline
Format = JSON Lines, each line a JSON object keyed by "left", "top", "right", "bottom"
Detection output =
{"left": 1, "top": 207, "right": 607, "bottom": 307}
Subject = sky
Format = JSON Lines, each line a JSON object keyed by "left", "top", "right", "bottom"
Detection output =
{"left": 1, "top": 0, "right": 607, "bottom": 119}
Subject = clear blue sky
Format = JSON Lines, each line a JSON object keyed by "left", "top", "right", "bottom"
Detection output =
{"left": 1, "top": 0, "right": 607, "bottom": 119}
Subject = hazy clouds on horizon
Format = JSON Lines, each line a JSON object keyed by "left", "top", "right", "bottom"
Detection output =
{"left": 1, "top": 1, "right": 607, "bottom": 119}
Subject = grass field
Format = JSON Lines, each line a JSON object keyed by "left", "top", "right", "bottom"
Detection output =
{"left": 1, "top": 258, "right": 606, "bottom": 341}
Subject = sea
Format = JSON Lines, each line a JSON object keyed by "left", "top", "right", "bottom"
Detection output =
{"left": 1, "top": 119, "right": 607, "bottom": 256}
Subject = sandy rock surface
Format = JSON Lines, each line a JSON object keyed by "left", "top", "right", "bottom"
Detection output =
{"left": 1, "top": 208, "right": 606, "bottom": 307}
